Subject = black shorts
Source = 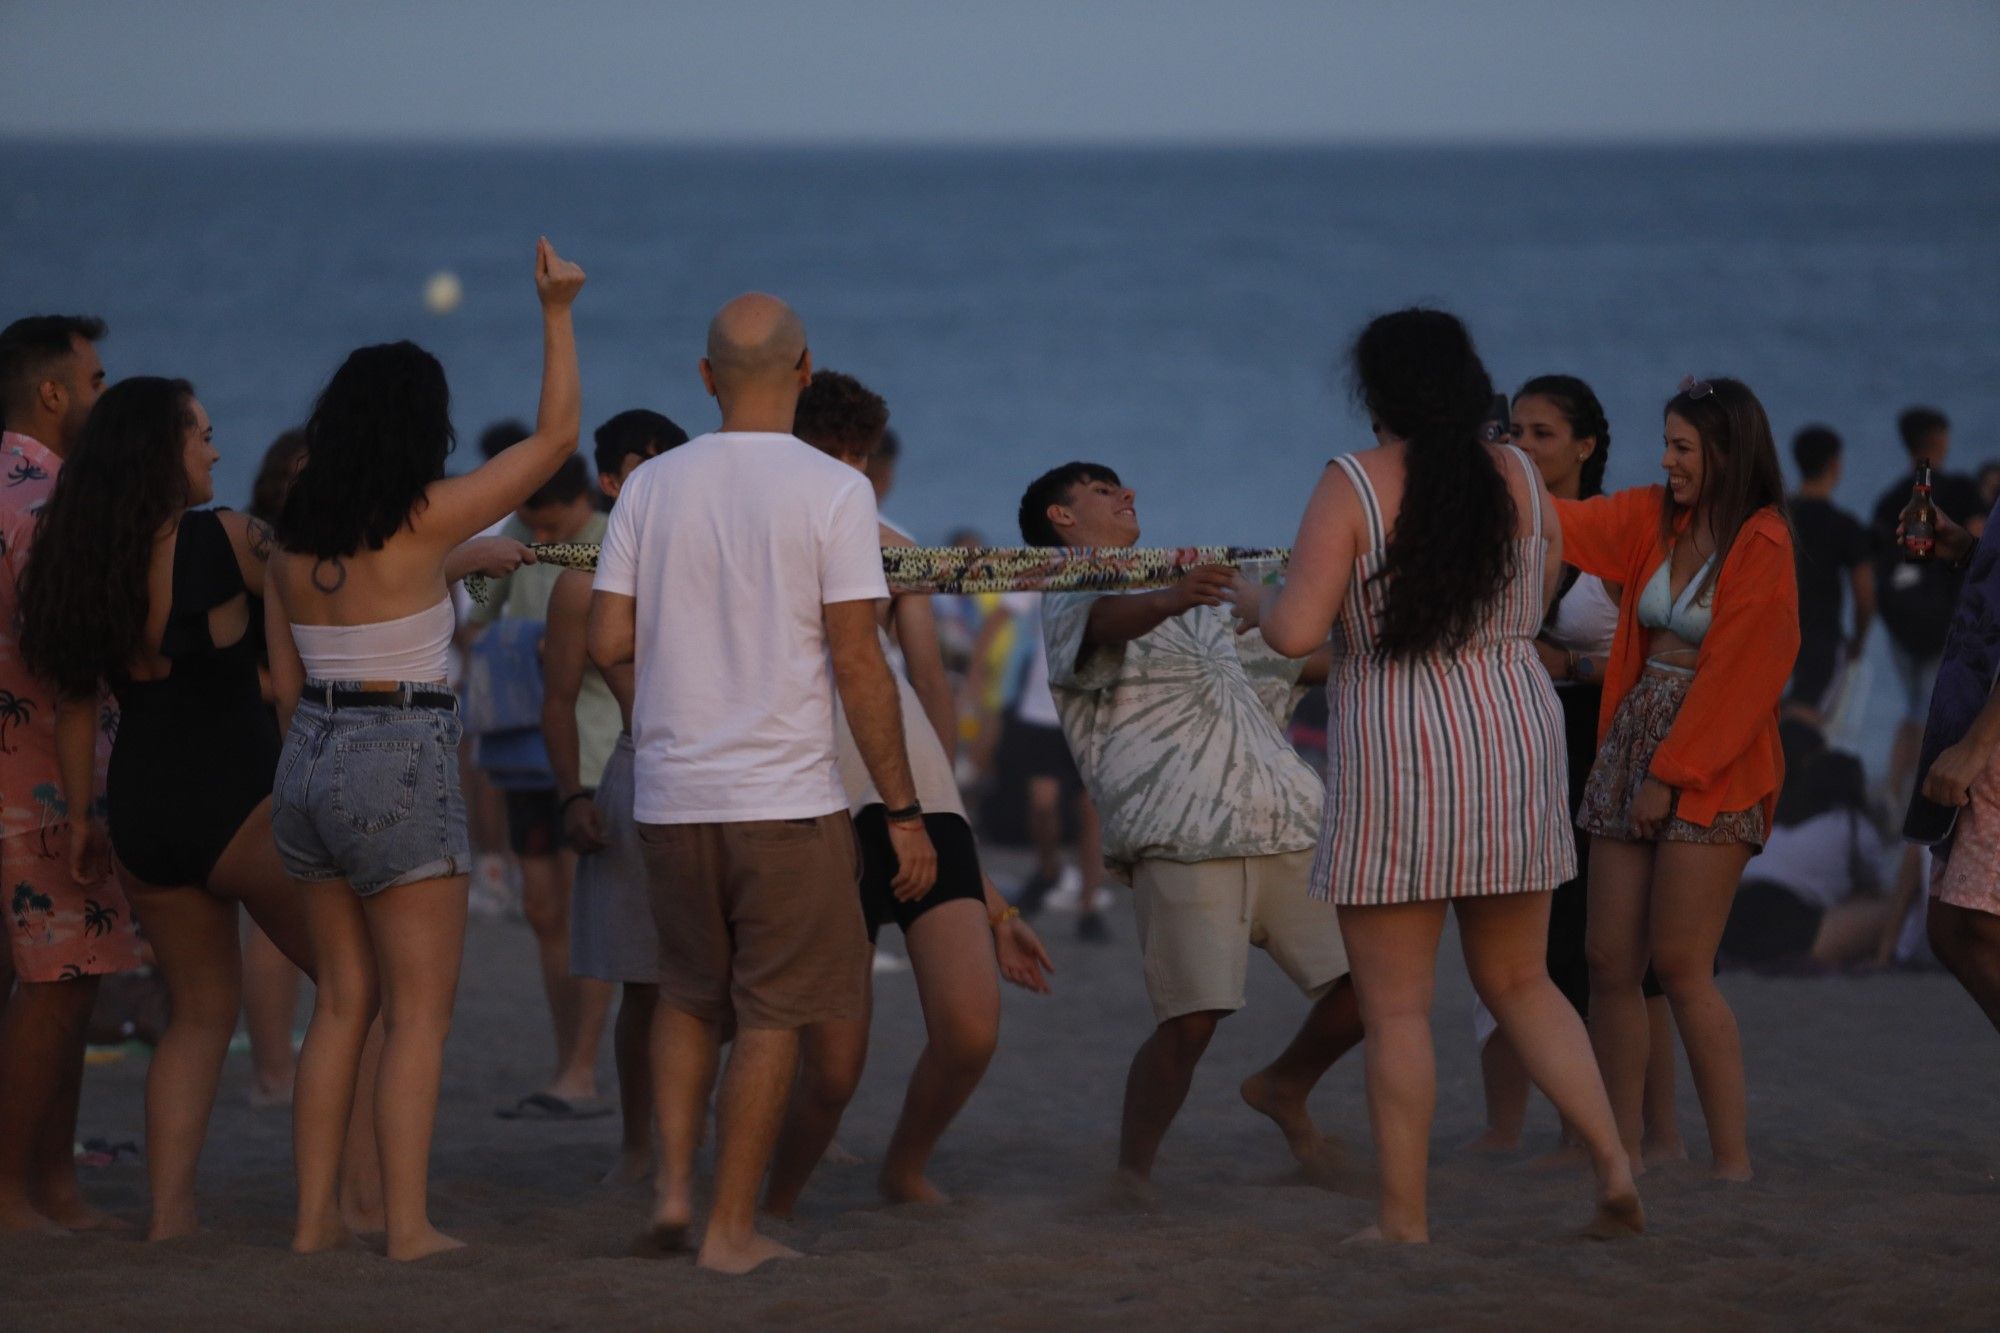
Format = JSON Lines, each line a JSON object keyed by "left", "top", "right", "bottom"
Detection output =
{"left": 504, "top": 787, "right": 588, "bottom": 858}
{"left": 1721, "top": 880, "right": 1824, "bottom": 966}
{"left": 854, "top": 807, "right": 986, "bottom": 943}
{"left": 996, "top": 715, "right": 1082, "bottom": 795}
{"left": 1787, "top": 635, "right": 1842, "bottom": 712}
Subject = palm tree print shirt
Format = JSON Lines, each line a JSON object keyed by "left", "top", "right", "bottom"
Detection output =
{"left": 0, "top": 432, "right": 116, "bottom": 840}
{"left": 1041, "top": 592, "right": 1323, "bottom": 879}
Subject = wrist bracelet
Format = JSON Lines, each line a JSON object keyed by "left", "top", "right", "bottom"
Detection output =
{"left": 882, "top": 801, "right": 924, "bottom": 824}
{"left": 990, "top": 905, "right": 1021, "bottom": 928}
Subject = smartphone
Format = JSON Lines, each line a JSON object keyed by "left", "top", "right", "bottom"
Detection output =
{"left": 1479, "top": 393, "right": 1512, "bottom": 445}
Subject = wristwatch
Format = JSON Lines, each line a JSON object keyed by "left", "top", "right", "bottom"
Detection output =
{"left": 882, "top": 801, "right": 925, "bottom": 825}
{"left": 1573, "top": 654, "right": 1599, "bottom": 683}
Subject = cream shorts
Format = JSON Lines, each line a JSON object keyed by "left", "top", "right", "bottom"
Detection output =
{"left": 1129, "top": 848, "right": 1349, "bottom": 1024}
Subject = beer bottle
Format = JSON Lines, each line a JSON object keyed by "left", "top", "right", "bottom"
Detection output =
{"left": 1900, "top": 461, "right": 1937, "bottom": 559}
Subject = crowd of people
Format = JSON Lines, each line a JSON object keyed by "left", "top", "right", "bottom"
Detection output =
{"left": 2, "top": 238, "right": 1998, "bottom": 1273}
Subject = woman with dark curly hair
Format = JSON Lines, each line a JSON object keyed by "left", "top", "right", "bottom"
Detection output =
{"left": 1557, "top": 376, "right": 1797, "bottom": 1183}
{"left": 265, "top": 238, "right": 582, "bottom": 1261}
{"left": 1253, "top": 309, "right": 1639, "bottom": 1244}
{"left": 19, "top": 376, "right": 318, "bottom": 1241}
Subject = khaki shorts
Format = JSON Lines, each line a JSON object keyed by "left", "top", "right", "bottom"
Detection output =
{"left": 636, "top": 812, "right": 870, "bottom": 1030}
{"left": 1130, "top": 849, "right": 1348, "bottom": 1024}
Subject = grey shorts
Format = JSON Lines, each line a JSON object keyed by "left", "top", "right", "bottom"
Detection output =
{"left": 272, "top": 684, "right": 472, "bottom": 897}
{"left": 570, "top": 735, "right": 658, "bottom": 984}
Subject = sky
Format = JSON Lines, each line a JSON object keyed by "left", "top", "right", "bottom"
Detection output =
{"left": 2, "top": 0, "right": 1997, "bottom": 144}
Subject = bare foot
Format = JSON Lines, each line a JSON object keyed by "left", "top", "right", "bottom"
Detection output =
{"left": 146, "top": 1205, "right": 201, "bottom": 1243}
{"left": 1240, "top": 1069, "right": 1337, "bottom": 1176}
{"left": 249, "top": 1078, "right": 295, "bottom": 1110}
{"left": 649, "top": 1185, "right": 695, "bottom": 1251}
{"left": 820, "top": 1141, "right": 864, "bottom": 1167}
{"left": 601, "top": 1152, "right": 655, "bottom": 1189}
{"left": 1642, "top": 1138, "right": 1690, "bottom": 1167}
{"left": 1526, "top": 1141, "right": 1592, "bottom": 1173}
{"left": 0, "top": 1200, "right": 65, "bottom": 1236}
{"left": 292, "top": 1216, "right": 355, "bottom": 1255}
{"left": 1463, "top": 1127, "right": 1522, "bottom": 1156}
{"left": 1344, "top": 1220, "right": 1428, "bottom": 1245}
{"left": 388, "top": 1226, "right": 466, "bottom": 1262}
{"left": 879, "top": 1169, "right": 950, "bottom": 1207}
{"left": 1583, "top": 1190, "right": 1646, "bottom": 1240}
{"left": 1710, "top": 1159, "right": 1754, "bottom": 1183}
{"left": 697, "top": 1228, "right": 800, "bottom": 1275}
{"left": 1099, "top": 1169, "right": 1161, "bottom": 1214}
{"left": 40, "top": 1200, "right": 131, "bottom": 1233}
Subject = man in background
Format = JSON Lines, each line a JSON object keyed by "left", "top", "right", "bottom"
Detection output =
{"left": 1873, "top": 406, "right": 1984, "bottom": 795}
{"left": 0, "top": 315, "right": 142, "bottom": 1234}
{"left": 1786, "top": 425, "right": 1874, "bottom": 724}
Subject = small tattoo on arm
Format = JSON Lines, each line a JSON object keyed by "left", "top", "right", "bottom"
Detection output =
{"left": 247, "top": 518, "right": 274, "bottom": 562}
{"left": 311, "top": 556, "right": 347, "bottom": 593}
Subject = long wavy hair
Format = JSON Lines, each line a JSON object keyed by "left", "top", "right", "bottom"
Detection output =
{"left": 1514, "top": 373, "right": 1611, "bottom": 500}
{"left": 1660, "top": 377, "right": 1788, "bottom": 592}
{"left": 19, "top": 377, "right": 197, "bottom": 697}
{"left": 1354, "top": 309, "right": 1514, "bottom": 661}
{"left": 276, "top": 341, "right": 454, "bottom": 559}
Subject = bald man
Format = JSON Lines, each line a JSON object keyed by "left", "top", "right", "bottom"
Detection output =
{"left": 588, "top": 293, "right": 935, "bottom": 1275}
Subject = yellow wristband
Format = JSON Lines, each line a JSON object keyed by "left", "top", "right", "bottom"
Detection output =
{"left": 989, "top": 905, "right": 1021, "bottom": 928}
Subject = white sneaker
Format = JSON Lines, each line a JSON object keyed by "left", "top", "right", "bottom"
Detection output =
{"left": 871, "top": 946, "right": 910, "bottom": 974}
{"left": 468, "top": 853, "right": 519, "bottom": 920}
{"left": 1041, "top": 865, "right": 1085, "bottom": 914}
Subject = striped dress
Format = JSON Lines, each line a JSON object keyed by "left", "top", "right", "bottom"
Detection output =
{"left": 1311, "top": 447, "right": 1577, "bottom": 906}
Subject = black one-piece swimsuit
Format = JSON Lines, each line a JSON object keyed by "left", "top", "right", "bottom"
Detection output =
{"left": 107, "top": 508, "right": 281, "bottom": 887}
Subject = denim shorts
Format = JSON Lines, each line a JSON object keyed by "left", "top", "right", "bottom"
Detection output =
{"left": 272, "top": 682, "right": 472, "bottom": 897}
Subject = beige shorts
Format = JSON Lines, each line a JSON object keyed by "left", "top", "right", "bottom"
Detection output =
{"left": 1129, "top": 848, "right": 1349, "bottom": 1024}
{"left": 636, "top": 811, "right": 871, "bottom": 1030}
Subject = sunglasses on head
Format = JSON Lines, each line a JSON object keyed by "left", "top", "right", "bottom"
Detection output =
{"left": 1678, "top": 374, "right": 1717, "bottom": 400}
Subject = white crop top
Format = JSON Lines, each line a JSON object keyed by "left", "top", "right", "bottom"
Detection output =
{"left": 291, "top": 599, "right": 455, "bottom": 684}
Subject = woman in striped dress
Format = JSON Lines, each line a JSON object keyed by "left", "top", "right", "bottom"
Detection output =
{"left": 1251, "top": 309, "right": 1640, "bottom": 1244}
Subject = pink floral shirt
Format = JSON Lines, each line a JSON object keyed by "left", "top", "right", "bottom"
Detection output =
{"left": 0, "top": 431, "right": 115, "bottom": 841}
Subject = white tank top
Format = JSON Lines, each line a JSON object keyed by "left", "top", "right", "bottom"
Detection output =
{"left": 292, "top": 598, "right": 455, "bottom": 684}
{"left": 834, "top": 631, "right": 966, "bottom": 818}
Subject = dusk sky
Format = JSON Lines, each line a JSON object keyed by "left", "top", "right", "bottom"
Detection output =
{"left": 3, "top": 0, "right": 1997, "bottom": 143}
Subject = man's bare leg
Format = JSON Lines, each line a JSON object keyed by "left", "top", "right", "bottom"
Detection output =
{"left": 30, "top": 987, "right": 127, "bottom": 1231}
{"left": 519, "top": 851, "right": 603, "bottom": 1104}
{"left": 1119, "top": 1010, "right": 1223, "bottom": 1180}
{"left": 699, "top": 1026, "right": 803, "bottom": 1275}
{"left": 0, "top": 977, "right": 102, "bottom": 1234}
{"left": 763, "top": 1015, "right": 869, "bottom": 1218}
{"left": 607, "top": 984, "right": 657, "bottom": 1186}
{"left": 1930, "top": 901, "right": 2000, "bottom": 1033}
{"left": 649, "top": 1005, "right": 720, "bottom": 1248}
{"left": 1240, "top": 976, "right": 1362, "bottom": 1177}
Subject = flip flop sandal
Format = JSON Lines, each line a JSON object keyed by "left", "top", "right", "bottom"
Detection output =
{"left": 495, "top": 1092, "right": 613, "bottom": 1121}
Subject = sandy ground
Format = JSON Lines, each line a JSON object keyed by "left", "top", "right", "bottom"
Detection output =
{"left": 5, "top": 897, "right": 1999, "bottom": 1331}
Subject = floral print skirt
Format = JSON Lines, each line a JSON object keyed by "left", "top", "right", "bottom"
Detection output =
{"left": 1578, "top": 667, "right": 1766, "bottom": 848}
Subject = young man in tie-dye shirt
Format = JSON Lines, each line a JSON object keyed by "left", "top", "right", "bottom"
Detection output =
{"left": 1019, "top": 462, "right": 1362, "bottom": 1185}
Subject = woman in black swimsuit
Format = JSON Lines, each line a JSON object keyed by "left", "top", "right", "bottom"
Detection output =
{"left": 18, "top": 376, "right": 320, "bottom": 1242}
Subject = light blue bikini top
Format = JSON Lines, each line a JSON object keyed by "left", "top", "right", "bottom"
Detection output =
{"left": 1637, "top": 554, "right": 1717, "bottom": 644}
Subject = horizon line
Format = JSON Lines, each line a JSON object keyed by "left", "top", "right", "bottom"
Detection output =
{"left": 4, "top": 129, "right": 1998, "bottom": 153}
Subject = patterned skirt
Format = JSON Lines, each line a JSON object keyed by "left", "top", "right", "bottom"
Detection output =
{"left": 1577, "top": 668, "right": 1766, "bottom": 847}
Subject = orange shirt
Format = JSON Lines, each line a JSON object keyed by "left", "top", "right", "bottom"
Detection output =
{"left": 1554, "top": 486, "right": 1798, "bottom": 829}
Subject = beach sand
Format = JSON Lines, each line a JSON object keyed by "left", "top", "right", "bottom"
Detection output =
{"left": 6, "top": 902, "right": 1998, "bottom": 1331}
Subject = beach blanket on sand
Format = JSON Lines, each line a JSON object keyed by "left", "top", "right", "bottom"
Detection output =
{"left": 463, "top": 543, "right": 1290, "bottom": 604}
{"left": 1906, "top": 498, "right": 2000, "bottom": 846}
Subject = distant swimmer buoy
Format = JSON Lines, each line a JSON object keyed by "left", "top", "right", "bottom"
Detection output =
{"left": 424, "top": 271, "right": 463, "bottom": 315}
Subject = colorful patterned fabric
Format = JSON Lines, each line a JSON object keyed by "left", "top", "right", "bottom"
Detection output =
{"left": 1040, "top": 593, "right": 1322, "bottom": 876}
{"left": 465, "top": 542, "right": 1290, "bottom": 604}
{"left": 1312, "top": 450, "right": 1577, "bottom": 906}
{"left": 0, "top": 431, "right": 142, "bottom": 979}
{"left": 1577, "top": 668, "right": 1768, "bottom": 847}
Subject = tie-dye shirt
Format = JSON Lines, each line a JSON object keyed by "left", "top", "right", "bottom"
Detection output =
{"left": 1041, "top": 592, "right": 1322, "bottom": 876}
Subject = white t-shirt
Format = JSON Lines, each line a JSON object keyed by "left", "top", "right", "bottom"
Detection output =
{"left": 1546, "top": 573, "right": 1619, "bottom": 662}
{"left": 594, "top": 432, "right": 889, "bottom": 824}
{"left": 1000, "top": 592, "right": 1061, "bottom": 727}
{"left": 1742, "top": 808, "right": 1894, "bottom": 910}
